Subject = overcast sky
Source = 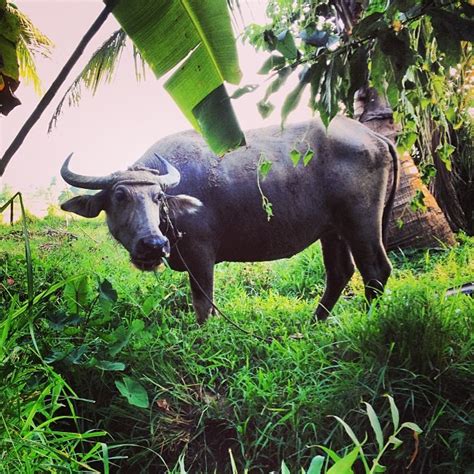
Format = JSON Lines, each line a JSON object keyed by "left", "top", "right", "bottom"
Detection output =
{"left": 0, "top": 0, "right": 311, "bottom": 213}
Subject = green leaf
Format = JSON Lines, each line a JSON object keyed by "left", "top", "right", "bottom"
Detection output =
{"left": 437, "top": 143, "right": 455, "bottom": 171}
{"left": 259, "top": 159, "right": 273, "bottom": 179}
{"left": 257, "top": 100, "right": 275, "bottom": 119}
{"left": 263, "top": 66, "right": 293, "bottom": 102}
{"left": 401, "top": 421, "right": 423, "bottom": 434}
{"left": 290, "top": 149, "right": 301, "bottom": 166}
{"left": 63, "top": 275, "right": 89, "bottom": 315}
{"left": 348, "top": 47, "right": 368, "bottom": 113}
{"left": 303, "top": 149, "right": 314, "bottom": 166}
{"left": 281, "top": 69, "right": 309, "bottom": 126}
{"left": 331, "top": 416, "right": 362, "bottom": 447}
{"left": 309, "top": 61, "right": 326, "bottom": 111}
{"left": 318, "top": 56, "right": 342, "bottom": 128}
{"left": 388, "top": 435, "right": 403, "bottom": 449}
{"left": 230, "top": 84, "right": 258, "bottom": 99}
{"left": 370, "top": 43, "right": 387, "bottom": 97}
{"left": 316, "top": 445, "right": 341, "bottom": 463}
{"left": 281, "top": 460, "right": 291, "bottom": 474}
{"left": 364, "top": 402, "right": 384, "bottom": 451}
{"left": 258, "top": 54, "right": 286, "bottom": 74}
{"left": 112, "top": 0, "right": 244, "bottom": 155}
{"left": 94, "top": 360, "right": 126, "bottom": 371}
{"left": 307, "top": 456, "right": 325, "bottom": 474}
{"left": 115, "top": 376, "right": 149, "bottom": 408}
{"left": 192, "top": 84, "right": 246, "bottom": 155}
{"left": 384, "top": 395, "right": 400, "bottom": 431}
{"left": 327, "top": 445, "right": 360, "bottom": 473}
{"left": 353, "top": 12, "right": 386, "bottom": 38}
{"left": 275, "top": 30, "right": 298, "bottom": 60}
{"left": 0, "top": 36, "right": 19, "bottom": 80}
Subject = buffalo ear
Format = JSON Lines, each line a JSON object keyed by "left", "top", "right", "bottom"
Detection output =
{"left": 61, "top": 191, "right": 107, "bottom": 218}
{"left": 167, "top": 194, "right": 202, "bottom": 216}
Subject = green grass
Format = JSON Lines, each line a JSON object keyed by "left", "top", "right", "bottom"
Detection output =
{"left": 0, "top": 215, "right": 473, "bottom": 473}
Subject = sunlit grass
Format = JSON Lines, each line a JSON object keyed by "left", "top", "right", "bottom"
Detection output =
{"left": 1, "top": 216, "right": 473, "bottom": 472}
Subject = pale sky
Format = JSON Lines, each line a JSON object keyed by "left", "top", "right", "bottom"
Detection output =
{"left": 0, "top": 0, "right": 311, "bottom": 214}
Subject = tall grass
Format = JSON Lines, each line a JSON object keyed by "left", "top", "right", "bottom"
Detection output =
{"left": 1, "top": 215, "right": 473, "bottom": 472}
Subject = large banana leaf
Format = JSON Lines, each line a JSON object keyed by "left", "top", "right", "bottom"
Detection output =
{"left": 111, "top": 0, "right": 245, "bottom": 155}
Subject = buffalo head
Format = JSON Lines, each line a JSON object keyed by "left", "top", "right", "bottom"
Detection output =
{"left": 60, "top": 153, "right": 202, "bottom": 271}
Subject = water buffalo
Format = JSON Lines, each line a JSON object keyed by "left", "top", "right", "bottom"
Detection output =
{"left": 61, "top": 117, "right": 398, "bottom": 323}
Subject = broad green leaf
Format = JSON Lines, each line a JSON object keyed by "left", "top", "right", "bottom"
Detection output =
{"left": 384, "top": 394, "right": 400, "bottom": 431}
{"left": 275, "top": 30, "right": 298, "bottom": 59}
{"left": 281, "top": 460, "right": 291, "bottom": 474}
{"left": 327, "top": 445, "right": 360, "bottom": 474}
{"left": 98, "top": 278, "right": 118, "bottom": 317}
{"left": 109, "top": 325, "right": 131, "bottom": 356}
{"left": 112, "top": 0, "right": 244, "bottom": 155}
{"left": 192, "top": 84, "right": 245, "bottom": 154}
{"left": 115, "top": 376, "right": 149, "bottom": 408}
{"left": 64, "top": 275, "right": 89, "bottom": 315}
{"left": 364, "top": 402, "right": 384, "bottom": 451}
{"left": 307, "top": 455, "right": 325, "bottom": 474}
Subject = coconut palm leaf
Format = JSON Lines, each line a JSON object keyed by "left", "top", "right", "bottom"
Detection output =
{"left": 111, "top": 0, "right": 245, "bottom": 155}
{"left": 48, "top": 29, "right": 128, "bottom": 131}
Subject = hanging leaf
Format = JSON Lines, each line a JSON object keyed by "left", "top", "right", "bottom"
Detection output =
{"left": 348, "top": 47, "right": 368, "bottom": 113}
{"left": 290, "top": 149, "right": 301, "bottom": 166}
{"left": 281, "top": 74, "right": 309, "bottom": 126}
{"left": 230, "top": 84, "right": 258, "bottom": 99}
{"left": 112, "top": 0, "right": 245, "bottom": 155}
{"left": 258, "top": 54, "right": 286, "bottom": 74}
{"left": 318, "top": 56, "right": 342, "bottom": 128}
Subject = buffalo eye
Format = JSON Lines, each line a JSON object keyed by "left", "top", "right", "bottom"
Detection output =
{"left": 114, "top": 188, "right": 129, "bottom": 203}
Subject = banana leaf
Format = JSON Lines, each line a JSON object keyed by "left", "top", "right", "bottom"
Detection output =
{"left": 111, "top": 0, "right": 246, "bottom": 155}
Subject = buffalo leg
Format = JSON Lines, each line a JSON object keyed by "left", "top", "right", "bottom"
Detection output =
{"left": 347, "top": 237, "right": 391, "bottom": 305}
{"left": 188, "top": 262, "right": 215, "bottom": 324}
{"left": 315, "top": 233, "right": 355, "bottom": 320}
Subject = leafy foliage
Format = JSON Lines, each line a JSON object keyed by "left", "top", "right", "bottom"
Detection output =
{"left": 0, "top": 1, "right": 52, "bottom": 87}
{"left": 244, "top": 0, "right": 473, "bottom": 231}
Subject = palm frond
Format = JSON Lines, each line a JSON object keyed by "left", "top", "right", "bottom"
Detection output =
{"left": 48, "top": 29, "right": 127, "bottom": 132}
{"left": 3, "top": 3, "right": 52, "bottom": 93}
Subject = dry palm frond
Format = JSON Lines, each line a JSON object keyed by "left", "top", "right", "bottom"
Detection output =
{"left": 48, "top": 29, "right": 127, "bottom": 132}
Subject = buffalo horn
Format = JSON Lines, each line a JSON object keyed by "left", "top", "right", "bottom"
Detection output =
{"left": 61, "top": 153, "right": 116, "bottom": 190}
{"left": 154, "top": 153, "right": 180, "bottom": 188}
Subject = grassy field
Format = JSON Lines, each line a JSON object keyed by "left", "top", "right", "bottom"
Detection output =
{"left": 0, "top": 214, "right": 473, "bottom": 473}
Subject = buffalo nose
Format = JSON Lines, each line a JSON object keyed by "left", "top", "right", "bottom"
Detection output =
{"left": 138, "top": 235, "right": 170, "bottom": 256}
